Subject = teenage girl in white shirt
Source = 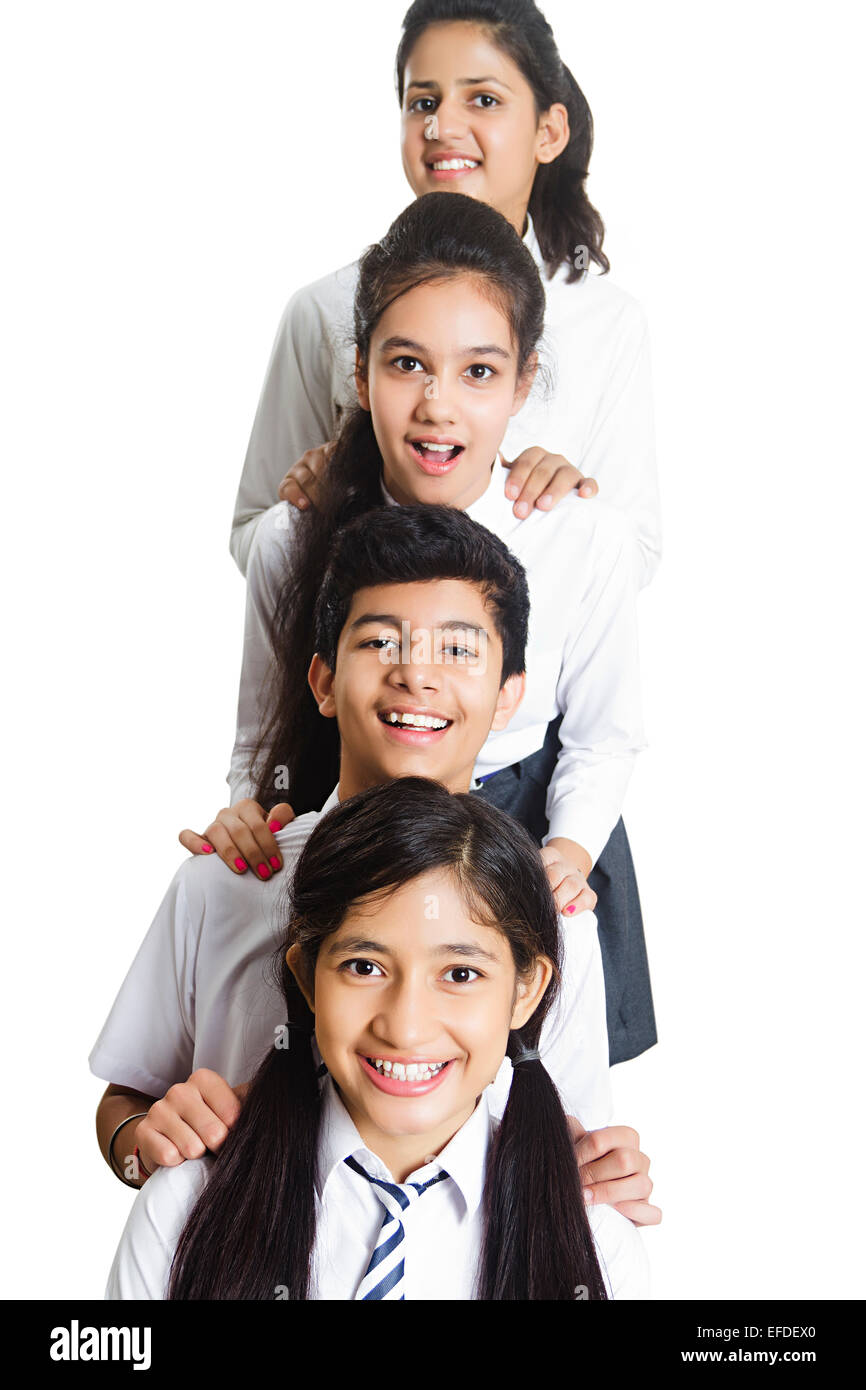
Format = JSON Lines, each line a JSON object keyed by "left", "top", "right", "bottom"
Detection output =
{"left": 108, "top": 778, "right": 648, "bottom": 1300}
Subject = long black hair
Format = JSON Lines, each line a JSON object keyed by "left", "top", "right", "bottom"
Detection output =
{"left": 168, "top": 777, "right": 608, "bottom": 1300}
{"left": 251, "top": 191, "right": 543, "bottom": 813}
{"left": 396, "top": 0, "right": 608, "bottom": 282}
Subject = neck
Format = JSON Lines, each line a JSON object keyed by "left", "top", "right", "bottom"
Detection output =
{"left": 338, "top": 1086, "right": 478, "bottom": 1184}
{"left": 337, "top": 761, "right": 475, "bottom": 806}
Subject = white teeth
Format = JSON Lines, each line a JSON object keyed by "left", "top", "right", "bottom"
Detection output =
{"left": 432, "top": 159, "right": 479, "bottom": 170}
{"left": 369, "top": 1058, "right": 446, "bottom": 1081}
{"left": 416, "top": 441, "right": 456, "bottom": 452}
{"left": 384, "top": 711, "right": 448, "bottom": 730}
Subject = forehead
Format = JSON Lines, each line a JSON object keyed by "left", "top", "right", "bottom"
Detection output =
{"left": 372, "top": 277, "right": 514, "bottom": 356}
{"left": 326, "top": 869, "right": 511, "bottom": 962}
{"left": 403, "top": 21, "right": 524, "bottom": 90}
{"left": 341, "top": 578, "right": 503, "bottom": 643}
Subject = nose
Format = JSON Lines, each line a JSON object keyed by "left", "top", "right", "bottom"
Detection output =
{"left": 370, "top": 972, "right": 441, "bottom": 1053}
{"left": 413, "top": 378, "right": 458, "bottom": 426}
{"left": 434, "top": 92, "right": 469, "bottom": 143}
{"left": 387, "top": 648, "right": 442, "bottom": 696}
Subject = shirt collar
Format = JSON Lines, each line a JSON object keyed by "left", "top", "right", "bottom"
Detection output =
{"left": 320, "top": 785, "right": 340, "bottom": 813}
{"left": 380, "top": 464, "right": 522, "bottom": 543}
{"left": 316, "top": 1074, "right": 491, "bottom": 1219}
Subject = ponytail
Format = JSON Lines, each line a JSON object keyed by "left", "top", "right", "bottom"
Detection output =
{"left": 168, "top": 988, "right": 321, "bottom": 1301}
{"left": 476, "top": 1030, "right": 608, "bottom": 1300}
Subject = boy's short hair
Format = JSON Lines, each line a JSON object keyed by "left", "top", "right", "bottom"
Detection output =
{"left": 313, "top": 505, "right": 529, "bottom": 684}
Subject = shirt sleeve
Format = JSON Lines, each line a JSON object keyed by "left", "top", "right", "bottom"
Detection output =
{"left": 105, "top": 1161, "right": 212, "bottom": 1300}
{"left": 587, "top": 1203, "right": 651, "bottom": 1299}
{"left": 228, "top": 501, "right": 299, "bottom": 802}
{"left": 485, "top": 910, "right": 611, "bottom": 1132}
{"left": 534, "top": 909, "right": 612, "bottom": 1130}
{"left": 543, "top": 505, "right": 646, "bottom": 865}
{"left": 88, "top": 865, "right": 203, "bottom": 1098}
{"left": 579, "top": 296, "right": 662, "bottom": 590}
{"left": 229, "top": 286, "right": 342, "bottom": 577}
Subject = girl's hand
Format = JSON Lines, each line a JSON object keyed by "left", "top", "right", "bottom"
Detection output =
{"left": 278, "top": 440, "right": 336, "bottom": 511}
{"left": 178, "top": 800, "right": 296, "bottom": 879}
{"left": 500, "top": 447, "right": 598, "bottom": 518}
{"left": 540, "top": 842, "right": 597, "bottom": 917}
{"left": 567, "top": 1118, "right": 662, "bottom": 1227}
{"left": 135, "top": 1069, "right": 246, "bottom": 1176}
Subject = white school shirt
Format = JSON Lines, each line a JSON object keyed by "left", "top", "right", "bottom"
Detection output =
{"left": 230, "top": 473, "right": 645, "bottom": 866}
{"left": 230, "top": 213, "right": 660, "bottom": 588}
{"left": 88, "top": 790, "right": 613, "bottom": 1131}
{"left": 105, "top": 1076, "right": 649, "bottom": 1301}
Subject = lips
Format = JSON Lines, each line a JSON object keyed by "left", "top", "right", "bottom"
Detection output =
{"left": 408, "top": 439, "right": 465, "bottom": 476}
{"left": 377, "top": 707, "right": 453, "bottom": 745}
{"left": 360, "top": 1054, "right": 455, "bottom": 1097}
{"left": 426, "top": 153, "right": 481, "bottom": 181}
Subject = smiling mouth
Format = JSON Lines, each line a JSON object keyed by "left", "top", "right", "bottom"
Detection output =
{"left": 360, "top": 1055, "right": 456, "bottom": 1094}
{"left": 427, "top": 158, "right": 481, "bottom": 173}
{"left": 378, "top": 710, "right": 452, "bottom": 731}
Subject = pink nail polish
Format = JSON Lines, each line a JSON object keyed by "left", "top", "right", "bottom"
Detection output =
{"left": 257, "top": 863, "right": 271, "bottom": 880}
{"left": 201, "top": 843, "right": 214, "bottom": 854}
{"left": 267, "top": 819, "right": 281, "bottom": 832}
{"left": 269, "top": 856, "right": 280, "bottom": 870}
{"left": 566, "top": 904, "right": 576, "bottom": 915}
{"left": 234, "top": 858, "right": 247, "bottom": 872}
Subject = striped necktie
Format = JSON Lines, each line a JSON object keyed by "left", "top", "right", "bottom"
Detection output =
{"left": 344, "top": 1154, "right": 450, "bottom": 1300}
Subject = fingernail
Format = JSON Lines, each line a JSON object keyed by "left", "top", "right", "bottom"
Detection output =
{"left": 256, "top": 863, "right": 272, "bottom": 880}
{"left": 201, "top": 843, "right": 214, "bottom": 854}
{"left": 539, "top": 493, "right": 553, "bottom": 508}
{"left": 514, "top": 501, "right": 529, "bottom": 518}
{"left": 583, "top": 1188, "right": 594, "bottom": 1204}
{"left": 565, "top": 904, "right": 576, "bottom": 915}
{"left": 267, "top": 819, "right": 281, "bottom": 832}
{"left": 505, "top": 484, "right": 518, "bottom": 498}
{"left": 269, "top": 856, "right": 280, "bottom": 870}
{"left": 234, "top": 858, "right": 248, "bottom": 872}
{"left": 297, "top": 497, "right": 308, "bottom": 509}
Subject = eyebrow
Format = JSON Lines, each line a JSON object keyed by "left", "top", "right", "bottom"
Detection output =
{"left": 406, "top": 77, "right": 513, "bottom": 93}
{"left": 378, "top": 336, "right": 511, "bottom": 361}
{"left": 349, "top": 613, "right": 489, "bottom": 637}
{"left": 327, "top": 935, "right": 503, "bottom": 965}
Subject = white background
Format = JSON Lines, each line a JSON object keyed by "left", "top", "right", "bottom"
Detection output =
{"left": 2, "top": 0, "right": 864, "bottom": 1300}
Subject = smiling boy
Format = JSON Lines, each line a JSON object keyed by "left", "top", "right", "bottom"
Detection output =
{"left": 92, "top": 506, "right": 656, "bottom": 1221}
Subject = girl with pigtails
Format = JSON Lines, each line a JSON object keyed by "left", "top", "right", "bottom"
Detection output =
{"left": 108, "top": 779, "right": 648, "bottom": 1300}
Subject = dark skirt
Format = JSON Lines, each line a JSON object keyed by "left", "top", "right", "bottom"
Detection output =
{"left": 472, "top": 716, "right": 657, "bottom": 1066}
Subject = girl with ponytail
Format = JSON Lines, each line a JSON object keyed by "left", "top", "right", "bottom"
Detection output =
{"left": 108, "top": 778, "right": 648, "bottom": 1300}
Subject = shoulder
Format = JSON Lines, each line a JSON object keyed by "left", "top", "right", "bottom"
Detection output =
{"left": 549, "top": 268, "right": 648, "bottom": 334}
{"left": 586, "top": 1203, "right": 650, "bottom": 1299}
{"left": 107, "top": 1159, "right": 214, "bottom": 1299}
{"left": 279, "top": 260, "right": 360, "bottom": 340}
{"left": 521, "top": 488, "right": 636, "bottom": 556}
{"left": 246, "top": 500, "right": 303, "bottom": 590}
{"left": 178, "top": 807, "right": 319, "bottom": 905}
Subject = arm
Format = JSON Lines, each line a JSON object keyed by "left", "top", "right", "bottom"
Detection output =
{"left": 96, "top": 1072, "right": 244, "bottom": 1188}
{"left": 579, "top": 300, "right": 662, "bottom": 589}
{"left": 544, "top": 506, "right": 646, "bottom": 867}
{"left": 227, "top": 501, "right": 300, "bottom": 803}
{"left": 97, "top": 1084, "right": 158, "bottom": 1187}
{"left": 230, "top": 281, "right": 347, "bottom": 576}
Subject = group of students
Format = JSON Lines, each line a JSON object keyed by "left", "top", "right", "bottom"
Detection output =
{"left": 93, "top": 0, "right": 662, "bottom": 1300}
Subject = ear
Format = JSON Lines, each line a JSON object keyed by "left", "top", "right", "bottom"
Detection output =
{"left": 510, "top": 351, "right": 538, "bottom": 418}
{"left": 510, "top": 953, "right": 555, "bottom": 1031}
{"left": 490, "top": 671, "right": 525, "bottom": 732}
{"left": 535, "top": 102, "right": 570, "bottom": 165}
{"left": 308, "top": 653, "right": 338, "bottom": 719}
{"left": 354, "top": 347, "right": 371, "bottom": 411}
{"left": 286, "top": 944, "right": 315, "bottom": 1013}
